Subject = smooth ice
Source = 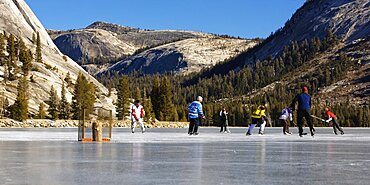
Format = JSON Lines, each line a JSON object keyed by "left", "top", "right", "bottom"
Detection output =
{"left": 0, "top": 128, "right": 369, "bottom": 185}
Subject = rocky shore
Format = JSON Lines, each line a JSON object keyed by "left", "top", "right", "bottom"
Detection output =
{"left": 0, "top": 119, "right": 189, "bottom": 128}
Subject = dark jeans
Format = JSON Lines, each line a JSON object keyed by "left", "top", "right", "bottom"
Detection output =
{"left": 188, "top": 118, "right": 200, "bottom": 134}
{"left": 280, "top": 119, "right": 290, "bottom": 133}
{"left": 220, "top": 119, "right": 228, "bottom": 132}
{"left": 332, "top": 118, "right": 343, "bottom": 134}
{"left": 297, "top": 109, "right": 314, "bottom": 135}
{"left": 247, "top": 118, "right": 264, "bottom": 133}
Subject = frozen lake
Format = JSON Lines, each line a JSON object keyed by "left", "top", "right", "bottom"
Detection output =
{"left": 0, "top": 127, "right": 369, "bottom": 185}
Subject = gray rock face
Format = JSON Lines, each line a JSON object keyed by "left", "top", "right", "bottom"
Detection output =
{"left": 48, "top": 22, "right": 203, "bottom": 64}
{"left": 97, "top": 37, "right": 258, "bottom": 75}
{"left": 49, "top": 22, "right": 259, "bottom": 75}
{"left": 244, "top": 0, "right": 370, "bottom": 64}
{"left": 100, "top": 48, "right": 187, "bottom": 75}
{"left": 0, "top": 0, "right": 113, "bottom": 113}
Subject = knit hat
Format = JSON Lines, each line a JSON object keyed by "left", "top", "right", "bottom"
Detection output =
{"left": 302, "top": 86, "right": 308, "bottom": 92}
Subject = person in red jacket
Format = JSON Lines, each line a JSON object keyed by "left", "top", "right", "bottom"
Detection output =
{"left": 325, "top": 107, "right": 344, "bottom": 135}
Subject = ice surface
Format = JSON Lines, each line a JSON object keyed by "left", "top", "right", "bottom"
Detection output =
{"left": 0, "top": 128, "right": 369, "bottom": 185}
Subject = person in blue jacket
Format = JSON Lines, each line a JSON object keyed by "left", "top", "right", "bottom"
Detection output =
{"left": 188, "top": 96, "right": 204, "bottom": 135}
{"left": 290, "top": 86, "right": 315, "bottom": 137}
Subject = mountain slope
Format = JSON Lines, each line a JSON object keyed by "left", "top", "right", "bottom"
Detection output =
{"left": 184, "top": 0, "right": 369, "bottom": 104}
{"left": 48, "top": 21, "right": 207, "bottom": 64}
{"left": 194, "top": 0, "right": 369, "bottom": 79}
{"left": 98, "top": 37, "right": 257, "bottom": 75}
{"left": 49, "top": 22, "right": 259, "bottom": 75}
{"left": 245, "top": 0, "right": 369, "bottom": 64}
{"left": 0, "top": 0, "right": 113, "bottom": 114}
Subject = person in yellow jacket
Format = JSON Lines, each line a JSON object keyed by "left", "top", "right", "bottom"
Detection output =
{"left": 246, "top": 102, "right": 268, "bottom": 135}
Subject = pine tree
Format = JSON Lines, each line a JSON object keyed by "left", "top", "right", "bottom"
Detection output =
{"left": 134, "top": 87, "right": 142, "bottom": 101}
{"left": 7, "top": 34, "right": 17, "bottom": 80}
{"left": 32, "top": 33, "right": 36, "bottom": 44}
{"left": 35, "top": 32, "right": 42, "bottom": 63}
{"left": 18, "top": 38, "right": 33, "bottom": 76}
{"left": 116, "top": 76, "right": 130, "bottom": 120}
{"left": 324, "top": 67, "right": 331, "bottom": 86}
{"left": 59, "top": 82, "right": 71, "bottom": 119}
{"left": 72, "top": 73, "right": 96, "bottom": 120}
{"left": 3, "top": 98, "right": 9, "bottom": 118}
{"left": 150, "top": 77, "right": 161, "bottom": 119}
{"left": 0, "top": 32, "right": 6, "bottom": 66}
{"left": 65, "top": 72, "right": 72, "bottom": 87}
{"left": 143, "top": 89, "right": 155, "bottom": 121}
{"left": 158, "top": 77, "right": 176, "bottom": 121}
{"left": 38, "top": 102, "right": 46, "bottom": 119}
{"left": 107, "top": 83, "right": 112, "bottom": 97}
{"left": 48, "top": 85, "right": 59, "bottom": 120}
{"left": 13, "top": 76, "right": 29, "bottom": 121}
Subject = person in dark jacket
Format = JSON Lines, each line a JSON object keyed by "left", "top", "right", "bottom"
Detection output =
{"left": 219, "top": 108, "right": 230, "bottom": 133}
{"left": 290, "top": 86, "right": 315, "bottom": 137}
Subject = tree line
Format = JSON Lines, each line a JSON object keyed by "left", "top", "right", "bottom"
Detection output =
{"left": 0, "top": 31, "right": 97, "bottom": 121}
{"left": 97, "top": 30, "right": 369, "bottom": 127}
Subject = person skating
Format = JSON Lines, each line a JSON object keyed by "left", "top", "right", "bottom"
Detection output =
{"left": 188, "top": 96, "right": 204, "bottom": 135}
{"left": 279, "top": 107, "right": 293, "bottom": 135}
{"left": 219, "top": 107, "right": 230, "bottom": 133}
{"left": 246, "top": 102, "right": 268, "bottom": 136}
{"left": 131, "top": 100, "right": 145, "bottom": 133}
{"left": 290, "top": 86, "right": 315, "bottom": 137}
{"left": 324, "top": 107, "right": 344, "bottom": 135}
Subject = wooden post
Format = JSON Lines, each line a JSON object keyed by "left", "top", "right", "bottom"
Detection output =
{"left": 82, "top": 108, "right": 85, "bottom": 139}
{"left": 93, "top": 121, "right": 102, "bottom": 142}
{"left": 109, "top": 110, "right": 113, "bottom": 139}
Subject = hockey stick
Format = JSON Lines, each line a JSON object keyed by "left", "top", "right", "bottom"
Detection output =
{"left": 310, "top": 115, "right": 325, "bottom": 122}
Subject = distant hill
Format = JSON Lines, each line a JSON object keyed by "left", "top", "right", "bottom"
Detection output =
{"left": 48, "top": 22, "right": 259, "bottom": 75}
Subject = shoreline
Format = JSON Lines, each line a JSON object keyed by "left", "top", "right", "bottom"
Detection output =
{"left": 0, "top": 119, "right": 190, "bottom": 128}
{"left": 1, "top": 119, "right": 368, "bottom": 129}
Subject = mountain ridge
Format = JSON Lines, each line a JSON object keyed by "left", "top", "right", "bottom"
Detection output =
{"left": 48, "top": 21, "right": 259, "bottom": 75}
{"left": 0, "top": 0, "right": 113, "bottom": 114}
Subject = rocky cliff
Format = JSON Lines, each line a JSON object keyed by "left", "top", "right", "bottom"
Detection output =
{"left": 49, "top": 21, "right": 259, "bottom": 75}
{"left": 0, "top": 0, "right": 113, "bottom": 114}
{"left": 98, "top": 37, "right": 258, "bottom": 75}
{"left": 244, "top": 0, "right": 370, "bottom": 64}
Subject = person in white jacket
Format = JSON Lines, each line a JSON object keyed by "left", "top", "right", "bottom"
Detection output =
{"left": 131, "top": 100, "right": 145, "bottom": 133}
{"left": 279, "top": 107, "right": 293, "bottom": 135}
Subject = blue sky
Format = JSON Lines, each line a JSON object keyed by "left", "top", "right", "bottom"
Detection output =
{"left": 25, "top": 0, "right": 305, "bottom": 38}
